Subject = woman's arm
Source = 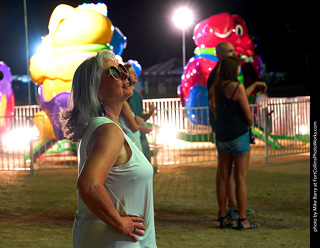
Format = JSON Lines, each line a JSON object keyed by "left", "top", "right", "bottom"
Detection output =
{"left": 235, "top": 84, "right": 253, "bottom": 126}
{"left": 139, "top": 125, "right": 153, "bottom": 134}
{"left": 245, "top": 81, "right": 267, "bottom": 96}
{"left": 120, "top": 101, "right": 143, "bottom": 132}
{"left": 77, "top": 123, "right": 145, "bottom": 241}
{"left": 141, "top": 104, "right": 156, "bottom": 121}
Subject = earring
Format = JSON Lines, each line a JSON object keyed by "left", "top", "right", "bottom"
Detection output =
{"left": 98, "top": 102, "right": 106, "bottom": 116}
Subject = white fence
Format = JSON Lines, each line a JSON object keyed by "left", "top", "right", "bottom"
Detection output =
{"left": 143, "top": 97, "right": 310, "bottom": 166}
{"left": 0, "top": 97, "right": 310, "bottom": 172}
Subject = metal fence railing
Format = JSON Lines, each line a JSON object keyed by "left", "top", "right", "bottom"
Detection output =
{"left": 0, "top": 97, "right": 310, "bottom": 172}
{"left": 143, "top": 97, "right": 310, "bottom": 166}
{"left": 256, "top": 97, "right": 310, "bottom": 161}
{"left": 0, "top": 106, "right": 77, "bottom": 172}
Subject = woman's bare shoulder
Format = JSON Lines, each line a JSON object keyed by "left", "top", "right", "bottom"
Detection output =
{"left": 90, "top": 122, "right": 124, "bottom": 146}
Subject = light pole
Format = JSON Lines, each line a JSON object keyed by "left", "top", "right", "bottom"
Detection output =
{"left": 173, "top": 7, "right": 194, "bottom": 68}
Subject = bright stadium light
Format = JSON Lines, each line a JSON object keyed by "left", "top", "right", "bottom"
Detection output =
{"left": 173, "top": 7, "right": 194, "bottom": 29}
{"left": 172, "top": 7, "right": 194, "bottom": 67}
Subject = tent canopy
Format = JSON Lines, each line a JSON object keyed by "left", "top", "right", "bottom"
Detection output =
{"left": 141, "top": 58, "right": 183, "bottom": 76}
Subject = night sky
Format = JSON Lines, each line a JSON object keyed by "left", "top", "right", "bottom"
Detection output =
{"left": 0, "top": 0, "right": 312, "bottom": 92}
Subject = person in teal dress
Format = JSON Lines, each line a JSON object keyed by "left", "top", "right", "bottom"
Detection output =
{"left": 124, "top": 63, "right": 155, "bottom": 162}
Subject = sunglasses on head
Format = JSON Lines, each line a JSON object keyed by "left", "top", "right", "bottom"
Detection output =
{"left": 107, "top": 64, "right": 128, "bottom": 80}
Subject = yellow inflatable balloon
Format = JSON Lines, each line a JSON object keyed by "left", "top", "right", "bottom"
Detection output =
{"left": 33, "top": 111, "right": 56, "bottom": 141}
{"left": 30, "top": 3, "right": 114, "bottom": 94}
{"left": 29, "top": 3, "right": 114, "bottom": 141}
{"left": 0, "top": 95, "right": 7, "bottom": 128}
{"left": 44, "top": 4, "right": 113, "bottom": 47}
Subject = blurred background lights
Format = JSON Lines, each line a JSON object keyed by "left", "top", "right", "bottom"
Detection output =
{"left": 2, "top": 126, "right": 39, "bottom": 151}
{"left": 172, "top": 7, "right": 194, "bottom": 29}
{"left": 172, "top": 6, "right": 194, "bottom": 67}
{"left": 157, "top": 125, "right": 177, "bottom": 144}
{"left": 299, "top": 125, "right": 309, "bottom": 135}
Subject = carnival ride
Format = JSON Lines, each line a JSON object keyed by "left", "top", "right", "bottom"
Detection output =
{"left": 177, "top": 12, "right": 262, "bottom": 125}
{"left": 0, "top": 5, "right": 310, "bottom": 169}
{"left": 174, "top": 12, "right": 285, "bottom": 148}
{"left": 25, "top": 3, "right": 137, "bottom": 162}
{"left": 0, "top": 62, "right": 15, "bottom": 134}
{"left": 27, "top": 9, "right": 280, "bottom": 159}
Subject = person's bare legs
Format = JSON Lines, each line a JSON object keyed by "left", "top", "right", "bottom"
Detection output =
{"left": 216, "top": 157, "right": 236, "bottom": 209}
{"left": 227, "top": 167, "right": 236, "bottom": 206}
{"left": 233, "top": 151, "right": 259, "bottom": 228}
{"left": 216, "top": 152, "right": 233, "bottom": 218}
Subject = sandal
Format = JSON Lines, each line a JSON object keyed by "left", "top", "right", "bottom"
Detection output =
{"left": 237, "top": 218, "right": 259, "bottom": 231}
{"left": 219, "top": 216, "right": 234, "bottom": 229}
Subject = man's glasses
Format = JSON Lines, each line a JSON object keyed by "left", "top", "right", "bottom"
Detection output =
{"left": 107, "top": 64, "right": 128, "bottom": 80}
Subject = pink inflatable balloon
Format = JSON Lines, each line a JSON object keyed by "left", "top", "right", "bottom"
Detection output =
{"left": 179, "top": 12, "right": 264, "bottom": 125}
{"left": 193, "top": 12, "right": 255, "bottom": 56}
{"left": 180, "top": 56, "right": 217, "bottom": 101}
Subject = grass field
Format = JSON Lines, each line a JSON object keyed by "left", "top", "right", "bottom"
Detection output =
{"left": 0, "top": 153, "right": 311, "bottom": 247}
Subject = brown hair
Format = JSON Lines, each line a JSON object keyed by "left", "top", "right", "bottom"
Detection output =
{"left": 208, "top": 56, "right": 240, "bottom": 115}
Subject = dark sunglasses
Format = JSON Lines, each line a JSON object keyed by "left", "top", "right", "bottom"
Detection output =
{"left": 107, "top": 64, "right": 128, "bottom": 80}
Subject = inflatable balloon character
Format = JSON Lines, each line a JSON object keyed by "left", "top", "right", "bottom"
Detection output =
{"left": 110, "top": 27, "right": 127, "bottom": 56}
{"left": 0, "top": 62, "right": 15, "bottom": 132}
{"left": 126, "top": 59, "right": 142, "bottom": 78}
{"left": 29, "top": 3, "right": 120, "bottom": 141}
{"left": 178, "top": 12, "right": 263, "bottom": 125}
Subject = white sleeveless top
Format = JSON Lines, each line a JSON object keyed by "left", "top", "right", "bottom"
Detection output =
{"left": 119, "top": 111, "right": 143, "bottom": 153}
{"left": 72, "top": 117, "right": 156, "bottom": 248}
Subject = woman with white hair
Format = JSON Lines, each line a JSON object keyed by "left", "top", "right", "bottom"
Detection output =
{"left": 60, "top": 50, "right": 157, "bottom": 247}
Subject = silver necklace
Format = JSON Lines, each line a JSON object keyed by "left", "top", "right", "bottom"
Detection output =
{"left": 99, "top": 103, "right": 126, "bottom": 133}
